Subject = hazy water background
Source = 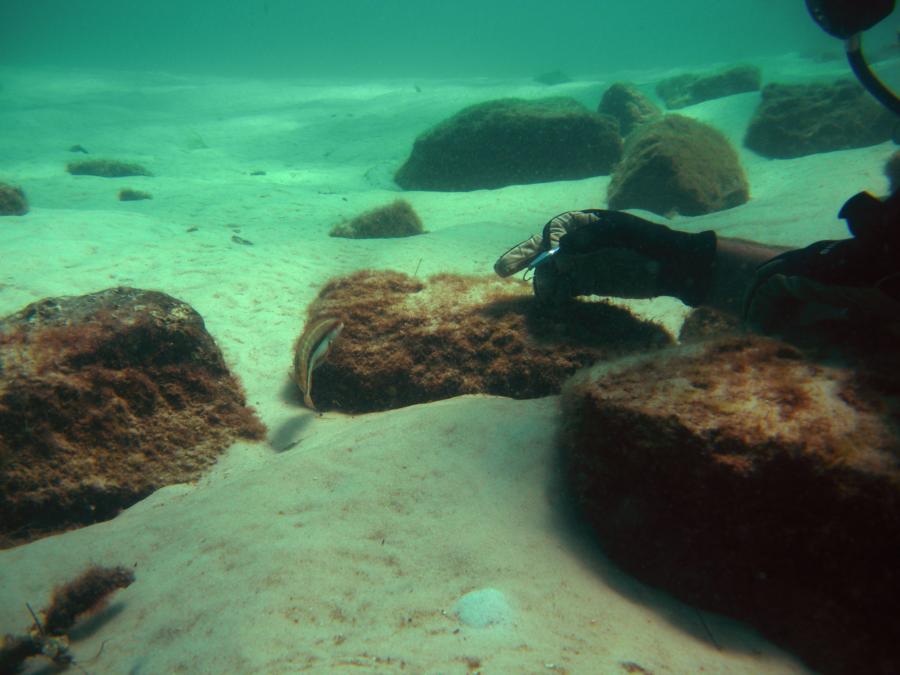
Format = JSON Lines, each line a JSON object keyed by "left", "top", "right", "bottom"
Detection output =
{"left": 3, "top": 0, "right": 895, "bottom": 78}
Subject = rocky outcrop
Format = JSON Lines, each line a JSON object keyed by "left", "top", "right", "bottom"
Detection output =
{"left": 561, "top": 335, "right": 900, "bottom": 675}
{"left": 744, "top": 80, "right": 895, "bottom": 159}
{"left": 294, "top": 271, "right": 671, "bottom": 413}
{"left": 656, "top": 64, "right": 761, "bottom": 109}
{"left": 395, "top": 98, "right": 622, "bottom": 191}
{"left": 597, "top": 83, "right": 661, "bottom": 137}
{"left": 0, "top": 287, "right": 266, "bottom": 547}
{"left": 607, "top": 115, "right": 749, "bottom": 216}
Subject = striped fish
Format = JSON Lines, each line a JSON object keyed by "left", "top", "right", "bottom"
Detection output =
{"left": 292, "top": 317, "right": 344, "bottom": 410}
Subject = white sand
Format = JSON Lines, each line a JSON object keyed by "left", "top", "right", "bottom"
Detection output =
{"left": 0, "top": 59, "right": 894, "bottom": 673}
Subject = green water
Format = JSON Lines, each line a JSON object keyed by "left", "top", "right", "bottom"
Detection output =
{"left": 2, "top": 0, "right": 885, "bottom": 77}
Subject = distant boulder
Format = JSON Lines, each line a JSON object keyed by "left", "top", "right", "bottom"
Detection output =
{"left": 118, "top": 188, "right": 153, "bottom": 201}
{"left": 330, "top": 199, "right": 424, "bottom": 239}
{"left": 0, "top": 182, "right": 28, "bottom": 216}
{"left": 67, "top": 159, "right": 152, "bottom": 178}
{"left": 533, "top": 70, "right": 572, "bottom": 86}
{"left": 656, "top": 64, "right": 761, "bottom": 109}
{"left": 395, "top": 97, "right": 622, "bottom": 191}
{"left": 744, "top": 80, "right": 895, "bottom": 159}
{"left": 607, "top": 115, "right": 749, "bottom": 217}
{"left": 597, "top": 82, "right": 661, "bottom": 136}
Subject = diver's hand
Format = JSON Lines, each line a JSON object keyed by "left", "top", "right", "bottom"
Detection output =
{"left": 495, "top": 210, "right": 717, "bottom": 307}
{"left": 493, "top": 210, "right": 600, "bottom": 278}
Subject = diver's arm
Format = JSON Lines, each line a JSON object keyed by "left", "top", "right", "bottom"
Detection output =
{"left": 706, "top": 237, "right": 791, "bottom": 316}
{"left": 495, "top": 210, "right": 792, "bottom": 316}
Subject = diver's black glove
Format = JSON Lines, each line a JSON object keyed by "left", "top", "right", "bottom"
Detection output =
{"left": 495, "top": 209, "right": 717, "bottom": 307}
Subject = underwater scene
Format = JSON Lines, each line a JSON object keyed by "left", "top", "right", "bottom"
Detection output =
{"left": 1, "top": 1, "right": 899, "bottom": 673}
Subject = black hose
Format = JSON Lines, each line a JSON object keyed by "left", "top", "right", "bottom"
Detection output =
{"left": 845, "top": 33, "right": 900, "bottom": 116}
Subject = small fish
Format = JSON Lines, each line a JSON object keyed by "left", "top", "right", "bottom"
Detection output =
{"left": 527, "top": 247, "right": 559, "bottom": 269}
{"left": 292, "top": 317, "right": 344, "bottom": 410}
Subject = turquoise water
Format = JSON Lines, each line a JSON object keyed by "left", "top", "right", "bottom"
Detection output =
{"left": 1, "top": 0, "right": 883, "bottom": 77}
{"left": 1, "top": 2, "right": 898, "bottom": 674}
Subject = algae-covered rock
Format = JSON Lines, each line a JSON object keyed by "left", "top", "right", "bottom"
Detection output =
{"left": 0, "top": 287, "right": 266, "bottom": 548}
{"left": 607, "top": 115, "right": 749, "bottom": 217}
{"left": 0, "top": 183, "right": 28, "bottom": 216}
{"left": 597, "top": 82, "right": 661, "bottom": 136}
{"left": 118, "top": 188, "right": 153, "bottom": 201}
{"left": 295, "top": 271, "right": 671, "bottom": 413}
{"left": 330, "top": 199, "right": 424, "bottom": 239}
{"left": 656, "top": 64, "right": 761, "bottom": 109}
{"left": 744, "top": 80, "right": 896, "bottom": 159}
{"left": 561, "top": 335, "right": 900, "bottom": 675}
{"left": 395, "top": 97, "right": 622, "bottom": 191}
{"left": 67, "top": 159, "right": 152, "bottom": 178}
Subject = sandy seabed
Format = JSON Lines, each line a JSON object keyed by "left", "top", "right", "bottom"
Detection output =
{"left": 0, "top": 57, "right": 894, "bottom": 673}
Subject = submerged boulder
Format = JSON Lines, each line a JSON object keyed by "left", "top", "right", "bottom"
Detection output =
{"left": 66, "top": 159, "right": 152, "bottom": 178}
{"left": 561, "top": 336, "right": 900, "bottom": 675}
{"left": 0, "top": 182, "right": 28, "bottom": 216}
{"left": 597, "top": 82, "right": 661, "bottom": 137}
{"left": 744, "top": 80, "right": 895, "bottom": 158}
{"left": 294, "top": 270, "right": 671, "bottom": 413}
{"left": 656, "top": 64, "right": 761, "bottom": 109}
{"left": 330, "top": 199, "right": 424, "bottom": 239}
{"left": 0, "top": 287, "right": 266, "bottom": 547}
{"left": 118, "top": 188, "right": 153, "bottom": 201}
{"left": 395, "top": 97, "right": 622, "bottom": 191}
{"left": 533, "top": 70, "right": 572, "bottom": 86}
{"left": 607, "top": 115, "right": 749, "bottom": 216}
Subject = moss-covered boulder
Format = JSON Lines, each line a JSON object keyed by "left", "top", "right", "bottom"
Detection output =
{"left": 0, "top": 287, "right": 266, "bottom": 547}
{"left": 561, "top": 335, "right": 900, "bottom": 675}
{"left": 0, "top": 183, "right": 28, "bottom": 216}
{"left": 330, "top": 199, "right": 424, "bottom": 238}
{"left": 67, "top": 159, "right": 152, "bottom": 178}
{"left": 395, "top": 98, "right": 622, "bottom": 191}
{"left": 744, "top": 80, "right": 896, "bottom": 159}
{"left": 656, "top": 64, "right": 761, "bottom": 109}
{"left": 295, "top": 271, "right": 671, "bottom": 413}
{"left": 118, "top": 188, "right": 153, "bottom": 201}
{"left": 607, "top": 115, "right": 749, "bottom": 217}
{"left": 597, "top": 82, "right": 661, "bottom": 136}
